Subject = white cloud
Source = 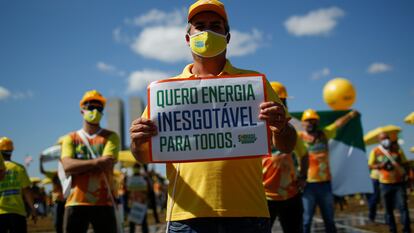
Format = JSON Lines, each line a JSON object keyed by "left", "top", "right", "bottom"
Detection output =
{"left": 127, "top": 70, "right": 171, "bottom": 93}
{"left": 367, "top": 62, "right": 392, "bottom": 74}
{"left": 285, "top": 7, "right": 345, "bottom": 37}
{"left": 113, "top": 27, "right": 132, "bottom": 44}
{"left": 96, "top": 62, "right": 126, "bottom": 77}
{"left": 120, "top": 8, "right": 265, "bottom": 63}
{"left": 131, "top": 26, "right": 191, "bottom": 63}
{"left": 125, "top": 9, "right": 186, "bottom": 27}
{"left": 0, "top": 86, "right": 11, "bottom": 100}
{"left": 311, "top": 68, "right": 331, "bottom": 80}
{"left": 12, "top": 90, "right": 34, "bottom": 100}
{"left": 228, "top": 29, "right": 263, "bottom": 57}
{"left": 0, "top": 87, "right": 33, "bottom": 101}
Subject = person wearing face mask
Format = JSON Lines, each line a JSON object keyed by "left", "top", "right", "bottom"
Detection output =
{"left": 129, "top": 1, "right": 297, "bottom": 232}
{"left": 60, "top": 90, "right": 120, "bottom": 233}
{"left": 299, "top": 109, "right": 359, "bottom": 233}
{"left": 368, "top": 132, "right": 410, "bottom": 233}
{"left": 0, "top": 137, "right": 37, "bottom": 233}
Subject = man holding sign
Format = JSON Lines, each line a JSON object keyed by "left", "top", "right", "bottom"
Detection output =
{"left": 130, "top": 1, "right": 296, "bottom": 232}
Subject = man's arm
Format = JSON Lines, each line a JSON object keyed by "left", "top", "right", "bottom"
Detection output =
{"left": 60, "top": 133, "right": 115, "bottom": 175}
{"left": 334, "top": 110, "right": 359, "bottom": 129}
{"left": 272, "top": 123, "right": 297, "bottom": 153}
{"left": 22, "top": 187, "right": 37, "bottom": 223}
{"left": 259, "top": 102, "right": 296, "bottom": 153}
{"left": 61, "top": 156, "right": 114, "bottom": 175}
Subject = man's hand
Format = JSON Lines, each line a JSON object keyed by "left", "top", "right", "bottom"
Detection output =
{"left": 259, "top": 102, "right": 287, "bottom": 133}
{"left": 94, "top": 156, "right": 114, "bottom": 171}
{"left": 130, "top": 118, "right": 158, "bottom": 147}
{"left": 349, "top": 110, "right": 360, "bottom": 118}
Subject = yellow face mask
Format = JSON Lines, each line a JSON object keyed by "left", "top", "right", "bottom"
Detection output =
{"left": 83, "top": 109, "right": 102, "bottom": 124}
{"left": 189, "top": 30, "right": 228, "bottom": 58}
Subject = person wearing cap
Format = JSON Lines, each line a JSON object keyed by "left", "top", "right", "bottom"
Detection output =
{"left": 60, "top": 90, "right": 120, "bottom": 233}
{"left": 129, "top": 1, "right": 297, "bottom": 233}
{"left": 0, "top": 137, "right": 37, "bottom": 233}
{"left": 263, "top": 82, "right": 308, "bottom": 232}
{"left": 299, "top": 109, "right": 359, "bottom": 233}
{"left": 368, "top": 132, "right": 411, "bottom": 233}
{"left": 130, "top": 0, "right": 296, "bottom": 233}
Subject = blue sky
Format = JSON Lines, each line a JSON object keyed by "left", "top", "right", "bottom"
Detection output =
{"left": 0, "top": 0, "right": 413, "bottom": 179}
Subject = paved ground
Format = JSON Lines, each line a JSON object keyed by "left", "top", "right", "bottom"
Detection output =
{"left": 30, "top": 208, "right": 414, "bottom": 233}
{"left": 129, "top": 213, "right": 379, "bottom": 233}
{"left": 131, "top": 210, "right": 412, "bottom": 233}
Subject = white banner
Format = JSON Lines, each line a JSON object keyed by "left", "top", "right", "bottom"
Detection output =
{"left": 147, "top": 74, "right": 270, "bottom": 162}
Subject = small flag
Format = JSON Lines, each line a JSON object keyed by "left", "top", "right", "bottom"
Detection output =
{"left": 24, "top": 155, "right": 33, "bottom": 167}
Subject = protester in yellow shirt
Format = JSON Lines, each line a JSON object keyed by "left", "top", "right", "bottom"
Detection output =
{"left": 262, "top": 82, "right": 308, "bottom": 232}
{"left": 129, "top": 1, "right": 297, "bottom": 232}
{"left": 368, "top": 132, "right": 411, "bottom": 233}
{"left": 299, "top": 109, "right": 359, "bottom": 233}
{"left": 0, "top": 137, "right": 37, "bottom": 233}
{"left": 60, "top": 90, "right": 120, "bottom": 233}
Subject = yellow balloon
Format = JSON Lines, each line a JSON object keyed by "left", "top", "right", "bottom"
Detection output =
{"left": 323, "top": 78, "right": 356, "bottom": 110}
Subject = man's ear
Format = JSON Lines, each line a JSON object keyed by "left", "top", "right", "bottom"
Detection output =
{"left": 226, "top": 33, "right": 231, "bottom": 44}
{"left": 185, "top": 34, "right": 190, "bottom": 45}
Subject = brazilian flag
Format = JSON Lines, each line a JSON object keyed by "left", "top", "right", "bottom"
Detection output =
{"left": 290, "top": 110, "right": 373, "bottom": 196}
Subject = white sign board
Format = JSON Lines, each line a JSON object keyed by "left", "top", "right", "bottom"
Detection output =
{"left": 129, "top": 202, "right": 147, "bottom": 224}
{"left": 147, "top": 74, "right": 271, "bottom": 162}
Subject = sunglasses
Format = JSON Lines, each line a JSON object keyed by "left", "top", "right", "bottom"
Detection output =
{"left": 84, "top": 105, "right": 104, "bottom": 113}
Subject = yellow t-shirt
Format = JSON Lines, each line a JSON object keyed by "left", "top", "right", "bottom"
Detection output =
{"left": 262, "top": 135, "right": 307, "bottom": 201}
{"left": 61, "top": 129, "right": 120, "bottom": 206}
{"left": 0, "top": 161, "right": 31, "bottom": 216}
{"left": 368, "top": 146, "right": 407, "bottom": 184}
{"left": 300, "top": 123, "right": 337, "bottom": 183}
{"left": 140, "top": 60, "right": 289, "bottom": 221}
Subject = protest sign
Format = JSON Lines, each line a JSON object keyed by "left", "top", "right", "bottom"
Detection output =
{"left": 129, "top": 202, "right": 147, "bottom": 224}
{"left": 147, "top": 74, "right": 271, "bottom": 162}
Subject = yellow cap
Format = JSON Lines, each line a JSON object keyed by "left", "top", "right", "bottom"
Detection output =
{"left": 0, "top": 137, "right": 14, "bottom": 151}
{"left": 188, "top": 0, "right": 227, "bottom": 22}
{"left": 302, "top": 109, "right": 320, "bottom": 121}
{"left": 79, "top": 90, "right": 106, "bottom": 108}
{"left": 270, "top": 82, "right": 288, "bottom": 99}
